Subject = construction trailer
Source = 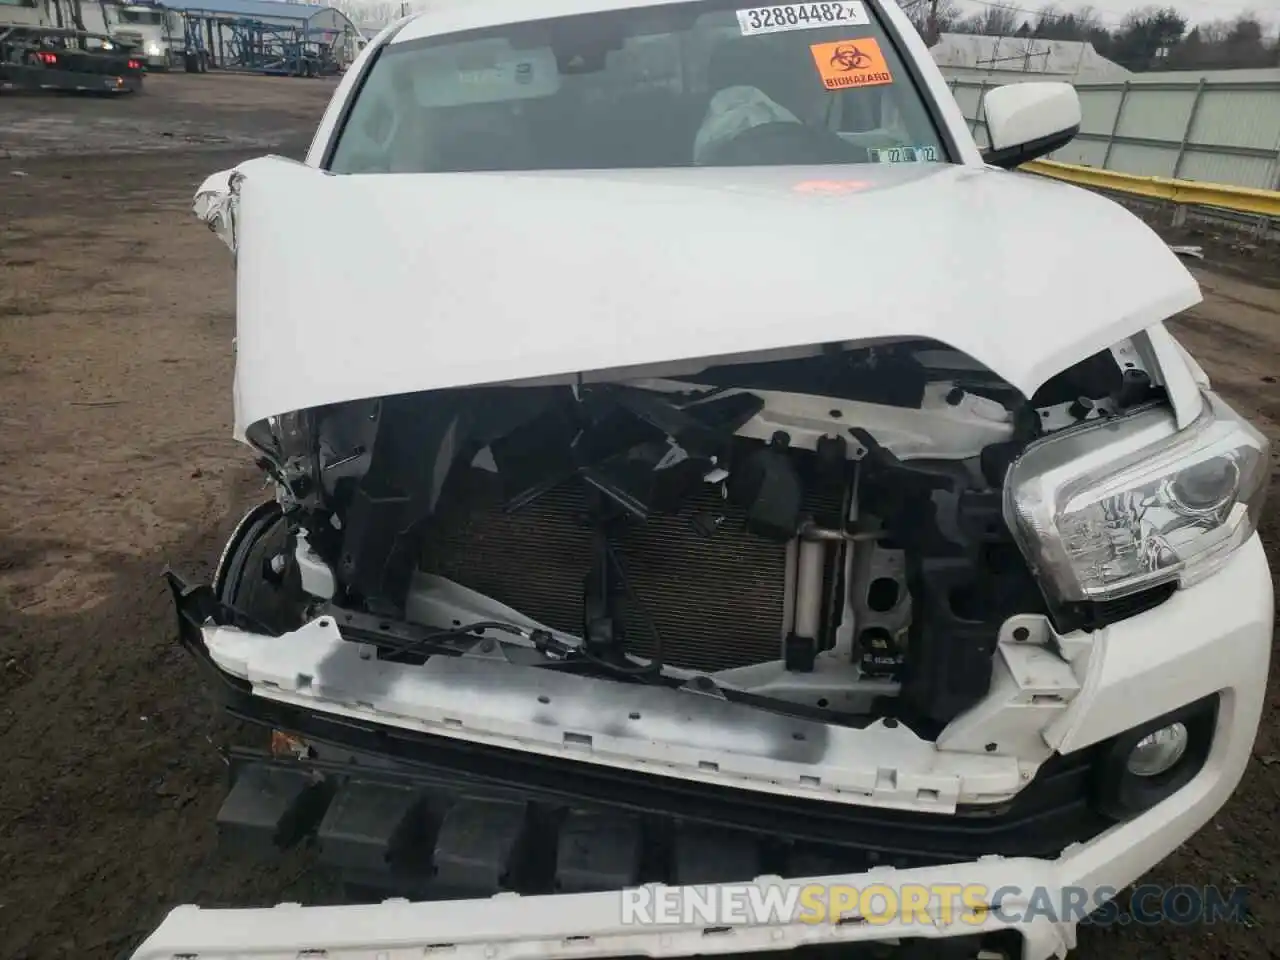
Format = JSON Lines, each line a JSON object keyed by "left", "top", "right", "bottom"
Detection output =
{"left": 160, "top": 0, "right": 359, "bottom": 75}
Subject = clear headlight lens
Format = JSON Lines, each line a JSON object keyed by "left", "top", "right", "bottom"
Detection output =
{"left": 1004, "top": 392, "right": 1269, "bottom": 603}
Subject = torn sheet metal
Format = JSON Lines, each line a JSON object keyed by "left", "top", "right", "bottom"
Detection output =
{"left": 192, "top": 168, "right": 243, "bottom": 254}
{"left": 192, "top": 155, "right": 309, "bottom": 254}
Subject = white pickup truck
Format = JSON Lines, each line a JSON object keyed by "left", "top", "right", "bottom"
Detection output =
{"left": 140, "top": 0, "right": 1272, "bottom": 957}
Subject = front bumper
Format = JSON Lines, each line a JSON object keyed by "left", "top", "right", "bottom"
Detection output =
{"left": 136, "top": 536, "right": 1272, "bottom": 960}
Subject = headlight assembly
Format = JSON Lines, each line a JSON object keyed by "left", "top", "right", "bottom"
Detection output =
{"left": 1004, "top": 392, "right": 1269, "bottom": 603}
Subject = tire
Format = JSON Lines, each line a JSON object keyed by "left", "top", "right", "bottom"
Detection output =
{"left": 216, "top": 501, "right": 305, "bottom": 635}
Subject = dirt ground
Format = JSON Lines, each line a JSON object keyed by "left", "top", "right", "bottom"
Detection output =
{"left": 0, "top": 73, "right": 1278, "bottom": 960}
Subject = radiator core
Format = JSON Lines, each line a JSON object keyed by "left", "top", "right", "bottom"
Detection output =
{"left": 419, "top": 470, "right": 801, "bottom": 672}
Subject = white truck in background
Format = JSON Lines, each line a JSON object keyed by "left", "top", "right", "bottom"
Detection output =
{"left": 80, "top": 0, "right": 182, "bottom": 68}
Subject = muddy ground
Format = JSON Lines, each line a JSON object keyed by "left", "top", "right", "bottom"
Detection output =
{"left": 1, "top": 73, "right": 1278, "bottom": 960}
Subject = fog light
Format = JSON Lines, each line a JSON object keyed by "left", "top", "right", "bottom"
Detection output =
{"left": 1094, "top": 695, "right": 1217, "bottom": 820}
{"left": 1125, "top": 722, "right": 1189, "bottom": 777}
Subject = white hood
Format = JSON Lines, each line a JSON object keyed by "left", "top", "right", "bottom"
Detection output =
{"left": 213, "top": 157, "right": 1201, "bottom": 438}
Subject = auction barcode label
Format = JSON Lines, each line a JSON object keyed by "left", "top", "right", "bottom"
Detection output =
{"left": 737, "top": 2, "right": 871, "bottom": 35}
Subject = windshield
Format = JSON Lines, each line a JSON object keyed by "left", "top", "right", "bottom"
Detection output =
{"left": 330, "top": 0, "right": 947, "bottom": 173}
{"left": 119, "top": 9, "right": 164, "bottom": 24}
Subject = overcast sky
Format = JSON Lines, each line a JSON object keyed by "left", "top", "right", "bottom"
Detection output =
{"left": 351, "top": 0, "right": 1273, "bottom": 35}
{"left": 954, "top": 0, "right": 1267, "bottom": 30}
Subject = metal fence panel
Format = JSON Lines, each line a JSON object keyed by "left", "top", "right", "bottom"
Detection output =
{"left": 946, "top": 76, "right": 1280, "bottom": 190}
{"left": 1107, "top": 141, "right": 1179, "bottom": 177}
{"left": 1051, "top": 138, "right": 1106, "bottom": 167}
{"left": 1077, "top": 87, "right": 1123, "bottom": 139}
{"left": 948, "top": 83, "right": 985, "bottom": 124}
{"left": 1191, "top": 88, "right": 1280, "bottom": 152}
{"left": 1178, "top": 151, "right": 1279, "bottom": 188}
{"left": 1114, "top": 88, "right": 1195, "bottom": 142}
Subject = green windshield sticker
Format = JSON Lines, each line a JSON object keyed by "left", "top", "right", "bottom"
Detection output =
{"left": 868, "top": 145, "right": 939, "bottom": 163}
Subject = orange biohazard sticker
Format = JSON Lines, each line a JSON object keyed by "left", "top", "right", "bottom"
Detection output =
{"left": 810, "top": 37, "right": 894, "bottom": 90}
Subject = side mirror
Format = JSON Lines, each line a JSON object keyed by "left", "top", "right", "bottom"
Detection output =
{"left": 980, "top": 82, "right": 1081, "bottom": 170}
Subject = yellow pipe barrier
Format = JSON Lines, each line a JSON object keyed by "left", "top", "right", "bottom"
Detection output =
{"left": 1021, "top": 158, "right": 1280, "bottom": 218}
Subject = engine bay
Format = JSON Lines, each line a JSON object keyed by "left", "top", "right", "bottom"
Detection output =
{"left": 244, "top": 338, "right": 1168, "bottom": 733}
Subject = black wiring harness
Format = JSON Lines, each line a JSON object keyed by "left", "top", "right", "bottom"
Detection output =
{"left": 352, "top": 613, "right": 670, "bottom": 685}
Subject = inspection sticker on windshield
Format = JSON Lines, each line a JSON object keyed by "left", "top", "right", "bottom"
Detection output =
{"left": 810, "top": 37, "right": 893, "bottom": 89}
{"left": 869, "top": 145, "right": 938, "bottom": 163}
{"left": 737, "top": 2, "right": 870, "bottom": 36}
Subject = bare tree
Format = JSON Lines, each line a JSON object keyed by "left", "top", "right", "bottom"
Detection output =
{"left": 1221, "top": 13, "right": 1274, "bottom": 67}
{"left": 895, "top": 0, "right": 930, "bottom": 33}
{"left": 1032, "top": 3, "right": 1063, "bottom": 32}
{"left": 1072, "top": 5, "right": 1106, "bottom": 34}
{"left": 1109, "top": 5, "right": 1186, "bottom": 69}
{"left": 1031, "top": 4, "right": 1106, "bottom": 41}
{"left": 934, "top": 0, "right": 964, "bottom": 34}
{"left": 898, "top": 0, "right": 962, "bottom": 42}
{"left": 322, "top": 0, "right": 406, "bottom": 25}
{"left": 957, "top": 4, "right": 1020, "bottom": 36}
{"left": 1180, "top": 19, "right": 1228, "bottom": 46}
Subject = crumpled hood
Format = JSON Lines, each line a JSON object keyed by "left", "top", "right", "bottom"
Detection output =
{"left": 209, "top": 156, "right": 1201, "bottom": 438}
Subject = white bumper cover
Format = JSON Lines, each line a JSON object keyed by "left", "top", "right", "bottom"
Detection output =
{"left": 133, "top": 538, "right": 1271, "bottom": 960}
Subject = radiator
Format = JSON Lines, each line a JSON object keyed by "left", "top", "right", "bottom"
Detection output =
{"left": 419, "top": 469, "right": 807, "bottom": 672}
